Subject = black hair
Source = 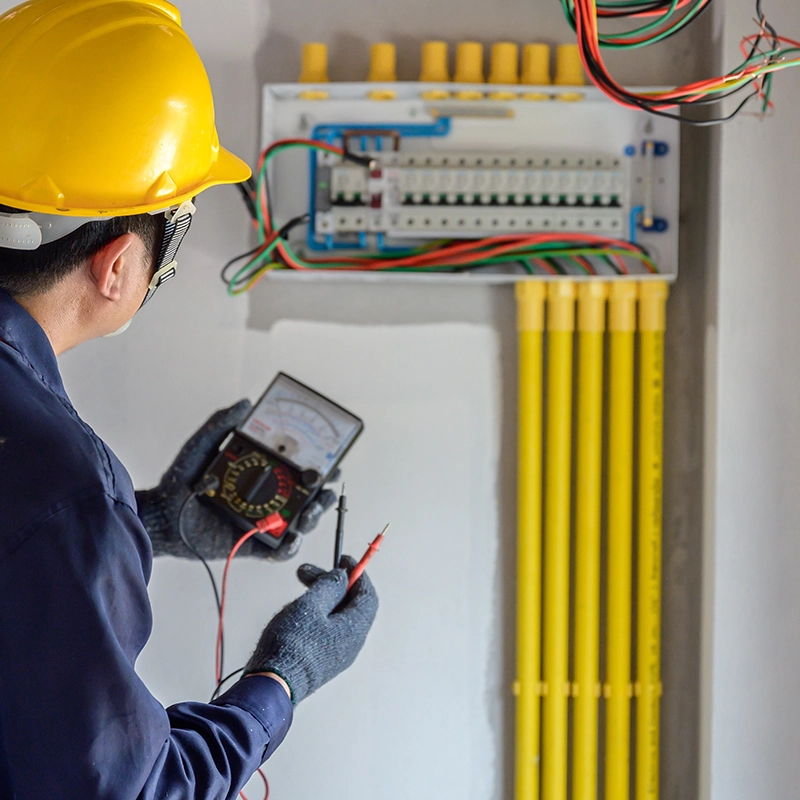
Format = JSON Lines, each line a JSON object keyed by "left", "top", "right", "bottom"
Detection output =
{"left": 0, "top": 207, "right": 164, "bottom": 297}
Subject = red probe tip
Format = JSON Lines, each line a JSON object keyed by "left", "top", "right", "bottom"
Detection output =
{"left": 346, "top": 524, "right": 390, "bottom": 591}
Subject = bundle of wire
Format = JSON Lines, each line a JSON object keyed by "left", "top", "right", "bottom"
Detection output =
{"left": 222, "top": 138, "right": 659, "bottom": 295}
{"left": 562, "top": 0, "right": 800, "bottom": 124}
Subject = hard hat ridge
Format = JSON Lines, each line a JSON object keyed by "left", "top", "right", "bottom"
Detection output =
{"left": 0, "top": 0, "right": 251, "bottom": 219}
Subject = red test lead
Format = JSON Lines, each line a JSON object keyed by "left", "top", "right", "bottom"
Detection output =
{"left": 347, "top": 524, "right": 389, "bottom": 591}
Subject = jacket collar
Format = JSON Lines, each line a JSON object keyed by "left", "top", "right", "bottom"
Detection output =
{"left": 0, "top": 289, "right": 68, "bottom": 401}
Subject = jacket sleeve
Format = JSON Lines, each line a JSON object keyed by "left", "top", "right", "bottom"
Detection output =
{"left": 0, "top": 489, "right": 292, "bottom": 800}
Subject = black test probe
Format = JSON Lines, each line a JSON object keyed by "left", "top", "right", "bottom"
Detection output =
{"left": 334, "top": 484, "right": 346, "bottom": 569}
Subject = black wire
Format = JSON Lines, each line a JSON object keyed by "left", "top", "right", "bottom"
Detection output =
{"left": 631, "top": 89, "right": 760, "bottom": 126}
{"left": 220, "top": 245, "right": 264, "bottom": 286}
{"left": 563, "top": 0, "right": 713, "bottom": 42}
{"left": 220, "top": 215, "right": 311, "bottom": 291}
{"left": 569, "top": 0, "right": 783, "bottom": 125}
{"left": 211, "top": 668, "right": 245, "bottom": 701}
{"left": 178, "top": 493, "right": 222, "bottom": 613}
{"left": 276, "top": 213, "right": 311, "bottom": 240}
{"left": 578, "top": 25, "right": 762, "bottom": 125}
{"left": 178, "top": 492, "right": 225, "bottom": 680}
{"left": 235, "top": 181, "right": 257, "bottom": 222}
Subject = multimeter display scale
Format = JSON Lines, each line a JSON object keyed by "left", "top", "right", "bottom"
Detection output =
{"left": 200, "top": 373, "right": 363, "bottom": 549}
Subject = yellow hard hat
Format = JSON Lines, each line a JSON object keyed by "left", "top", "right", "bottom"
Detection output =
{"left": 0, "top": 0, "right": 251, "bottom": 218}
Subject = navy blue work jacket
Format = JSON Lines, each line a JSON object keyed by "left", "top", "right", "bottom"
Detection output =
{"left": 0, "top": 290, "right": 293, "bottom": 799}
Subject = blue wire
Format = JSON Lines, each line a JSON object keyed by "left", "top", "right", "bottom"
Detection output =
{"left": 629, "top": 205, "right": 644, "bottom": 244}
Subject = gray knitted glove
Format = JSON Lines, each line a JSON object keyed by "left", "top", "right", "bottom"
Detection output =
{"left": 244, "top": 556, "right": 379, "bottom": 704}
{"left": 135, "top": 399, "right": 338, "bottom": 561}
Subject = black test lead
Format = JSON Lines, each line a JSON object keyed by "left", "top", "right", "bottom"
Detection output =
{"left": 334, "top": 483, "right": 347, "bottom": 569}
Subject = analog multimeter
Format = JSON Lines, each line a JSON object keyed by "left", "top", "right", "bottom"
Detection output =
{"left": 200, "top": 373, "right": 363, "bottom": 548}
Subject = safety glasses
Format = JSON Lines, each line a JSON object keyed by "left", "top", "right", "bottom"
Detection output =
{"left": 140, "top": 199, "right": 196, "bottom": 307}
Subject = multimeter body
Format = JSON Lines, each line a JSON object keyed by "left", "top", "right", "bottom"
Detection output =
{"left": 200, "top": 373, "right": 363, "bottom": 549}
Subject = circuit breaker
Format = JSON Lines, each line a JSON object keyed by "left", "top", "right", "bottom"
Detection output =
{"left": 261, "top": 82, "right": 680, "bottom": 281}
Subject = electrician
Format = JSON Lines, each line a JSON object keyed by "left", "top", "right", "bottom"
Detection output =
{"left": 0, "top": 1, "right": 378, "bottom": 798}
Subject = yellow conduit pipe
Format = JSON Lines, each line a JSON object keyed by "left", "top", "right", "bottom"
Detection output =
{"left": 572, "top": 282, "right": 608, "bottom": 800}
{"left": 636, "top": 281, "right": 669, "bottom": 800}
{"left": 542, "top": 281, "right": 576, "bottom": 800}
{"left": 514, "top": 282, "right": 547, "bottom": 800}
{"left": 605, "top": 282, "right": 638, "bottom": 800}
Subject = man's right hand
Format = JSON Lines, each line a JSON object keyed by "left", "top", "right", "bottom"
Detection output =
{"left": 243, "top": 556, "right": 379, "bottom": 705}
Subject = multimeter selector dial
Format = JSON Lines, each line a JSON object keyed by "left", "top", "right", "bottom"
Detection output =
{"left": 221, "top": 451, "right": 294, "bottom": 519}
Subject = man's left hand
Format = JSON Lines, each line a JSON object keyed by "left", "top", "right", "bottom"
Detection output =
{"left": 135, "top": 399, "right": 337, "bottom": 561}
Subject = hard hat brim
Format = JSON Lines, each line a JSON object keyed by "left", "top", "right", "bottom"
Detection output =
{"left": 195, "top": 147, "right": 254, "bottom": 204}
{"left": 0, "top": 147, "right": 253, "bottom": 218}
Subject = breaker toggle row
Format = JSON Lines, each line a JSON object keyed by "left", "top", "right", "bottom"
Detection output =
{"left": 316, "top": 150, "right": 628, "bottom": 238}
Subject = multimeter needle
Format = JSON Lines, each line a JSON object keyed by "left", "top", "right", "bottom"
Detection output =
{"left": 334, "top": 484, "right": 347, "bottom": 569}
{"left": 346, "top": 524, "right": 389, "bottom": 591}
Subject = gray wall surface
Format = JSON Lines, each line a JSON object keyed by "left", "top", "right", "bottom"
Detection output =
{"left": 0, "top": 0, "right": 745, "bottom": 797}
{"left": 704, "top": 2, "right": 800, "bottom": 798}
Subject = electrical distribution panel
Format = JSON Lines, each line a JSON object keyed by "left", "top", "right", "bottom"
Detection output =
{"left": 262, "top": 82, "right": 681, "bottom": 282}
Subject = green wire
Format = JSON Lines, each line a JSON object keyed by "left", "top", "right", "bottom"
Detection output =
{"left": 274, "top": 237, "right": 657, "bottom": 275}
{"left": 246, "top": 138, "right": 660, "bottom": 286}
{"left": 226, "top": 238, "right": 282, "bottom": 296}
{"left": 256, "top": 141, "right": 342, "bottom": 239}
{"left": 560, "top": 0, "right": 712, "bottom": 50}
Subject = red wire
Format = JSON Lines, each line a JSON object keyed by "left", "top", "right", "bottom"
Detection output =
{"left": 574, "top": 0, "right": 786, "bottom": 110}
{"left": 612, "top": 253, "right": 630, "bottom": 275}
{"left": 276, "top": 233, "right": 647, "bottom": 273}
{"left": 740, "top": 31, "right": 800, "bottom": 54}
{"left": 595, "top": 0, "right": 712, "bottom": 46}
{"left": 239, "top": 769, "right": 270, "bottom": 800}
{"left": 596, "top": 0, "right": 698, "bottom": 18}
{"left": 574, "top": 255, "right": 597, "bottom": 275}
{"left": 533, "top": 258, "right": 558, "bottom": 275}
{"left": 259, "top": 139, "right": 346, "bottom": 235}
{"left": 219, "top": 525, "right": 275, "bottom": 800}
{"left": 216, "top": 522, "right": 274, "bottom": 683}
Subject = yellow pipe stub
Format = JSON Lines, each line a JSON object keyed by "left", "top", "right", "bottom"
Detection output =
{"left": 420, "top": 40, "right": 450, "bottom": 99}
{"left": 420, "top": 40, "right": 449, "bottom": 81}
{"left": 515, "top": 282, "right": 547, "bottom": 331}
{"left": 299, "top": 43, "right": 329, "bottom": 83}
{"left": 369, "top": 42, "right": 397, "bottom": 81}
{"left": 521, "top": 43, "right": 551, "bottom": 100}
{"left": 298, "top": 42, "right": 329, "bottom": 99}
{"left": 454, "top": 41, "right": 484, "bottom": 99}
{"left": 578, "top": 281, "right": 609, "bottom": 332}
{"left": 609, "top": 282, "right": 639, "bottom": 332}
{"left": 369, "top": 42, "right": 398, "bottom": 99}
{"left": 547, "top": 281, "right": 577, "bottom": 331}
{"left": 521, "top": 43, "right": 551, "bottom": 85}
{"left": 488, "top": 42, "right": 519, "bottom": 100}
{"left": 555, "top": 43, "right": 585, "bottom": 101}
{"left": 639, "top": 281, "right": 669, "bottom": 331}
{"left": 454, "top": 41, "right": 484, "bottom": 82}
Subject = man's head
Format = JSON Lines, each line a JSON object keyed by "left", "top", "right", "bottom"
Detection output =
{"left": 0, "top": 0, "right": 252, "bottom": 349}
{"left": 0, "top": 212, "right": 167, "bottom": 347}
{"left": 0, "top": 211, "right": 164, "bottom": 299}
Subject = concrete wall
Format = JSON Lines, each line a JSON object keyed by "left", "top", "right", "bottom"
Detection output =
{"left": 0, "top": 0, "right": 722, "bottom": 796}
{"left": 702, "top": 3, "right": 800, "bottom": 798}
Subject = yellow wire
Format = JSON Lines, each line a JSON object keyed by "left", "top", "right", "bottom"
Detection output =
{"left": 233, "top": 263, "right": 281, "bottom": 295}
